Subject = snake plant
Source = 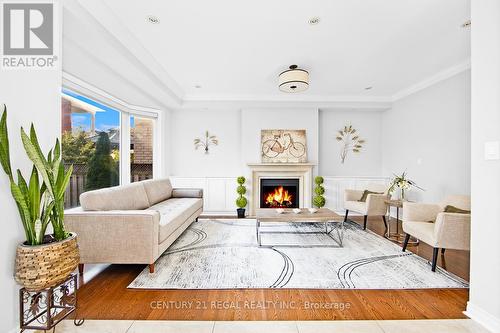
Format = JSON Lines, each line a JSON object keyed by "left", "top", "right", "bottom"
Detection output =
{"left": 0, "top": 104, "right": 73, "bottom": 245}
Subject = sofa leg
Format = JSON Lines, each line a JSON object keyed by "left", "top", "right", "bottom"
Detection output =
{"left": 441, "top": 248, "right": 446, "bottom": 255}
{"left": 344, "top": 210, "right": 349, "bottom": 222}
{"left": 149, "top": 264, "right": 155, "bottom": 273}
{"left": 402, "top": 234, "right": 410, "bottom": 252}
{"left": 195, "top": 217, "right": 199, "bottom": 222}
{"left": 431, "top": 248, "right": 439, "bottom": 272}
{"left": 78, "top": 264, "right": 84, "bottom": 275}
{"left": 363, "top": 215, "right": 367, "bottom": 230}
{"left": 382, "top": 215, "right": 388, "bottom": 230}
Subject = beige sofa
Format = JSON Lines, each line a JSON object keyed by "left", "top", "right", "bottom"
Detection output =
{"left": 65, "top": 179, "right": 203, "bottom": 273}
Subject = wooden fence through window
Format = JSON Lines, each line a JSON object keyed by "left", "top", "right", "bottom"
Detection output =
{"left": 64, "top": 163, "right": 153, "bottom": 208}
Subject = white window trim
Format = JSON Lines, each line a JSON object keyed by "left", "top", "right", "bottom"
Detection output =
{"left": 62, "top": 72, "right": 164, "bottom": 185}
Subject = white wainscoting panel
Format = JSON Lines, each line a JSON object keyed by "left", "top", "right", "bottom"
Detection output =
{"left": 323, "top": 176, "right": 390, "bottom": 213}
{"left": 170, "top": 177, "right": 237, "bottom": 214}
{"left": 171, "top": 176, "right": 388, "bottom": 214}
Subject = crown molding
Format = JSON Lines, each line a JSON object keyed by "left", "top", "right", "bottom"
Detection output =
{"left": 181, "top": 94, "right": 392, "bottom": 110}
{"left": 392, "top": 59, "right": 471, "bottom": 101}
{"left": 63, "top": 37, "right": 170, "bottom": 111}
{"left": 63, "top": 71, "right": 162, "bottom": 117}
{"left": 64, "top": 0, "right": 183, "bottom": 107}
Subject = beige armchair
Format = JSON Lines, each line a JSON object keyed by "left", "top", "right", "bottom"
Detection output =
{"left": 402, "top": 195, "right": 470, "bottom": 271}
{"left": 344, "top": 183, "right": 390, "bottom": 230}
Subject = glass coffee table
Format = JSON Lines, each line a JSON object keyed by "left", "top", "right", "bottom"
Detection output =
{"left": 255, "top": 208, "right": 344, "bottom": 248}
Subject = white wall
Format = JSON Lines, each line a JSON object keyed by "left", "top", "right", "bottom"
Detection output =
{"left": 0, "top": 27, "right": 62, "bottom": 333}
{"left": 170, "top": 109, "right": 242, "bottom": 177}
{"left": 466, "top": 1, "right": 500, "bottom": 331}
{"left": 240, "top": 108, "right": 319, "bottom": 167}
{"left": 319, "top": 109, "right": 383, "bottom": 176}
{"left": 168, "top": 97, "right": 471, "bottom": 213}
{"left": 382, "top": 70, "right": 471, "bottom": 203}
{"left": 170, "top": 108, "right": 320, "bottom": 178}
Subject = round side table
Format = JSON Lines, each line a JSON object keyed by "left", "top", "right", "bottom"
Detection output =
{"left": 384, "top": 199, "right": 419, "bottom": 245}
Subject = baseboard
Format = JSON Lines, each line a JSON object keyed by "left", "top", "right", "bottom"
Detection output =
{"left": 465, "top": 301, "right": 500, "bottom": 333}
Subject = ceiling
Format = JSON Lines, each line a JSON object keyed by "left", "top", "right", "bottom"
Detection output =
{"left": 66, "top": 0, "right": 470, "bottom": 108}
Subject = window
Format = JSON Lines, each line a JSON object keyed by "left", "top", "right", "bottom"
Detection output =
{"left": 61, "top": 88, "right": 159, "bottom": 208}
{"left": 130, "top": 116, "right": 154, "bottom": 182}
{"left": 62, "top": 90, "right": 121, "bottom": 208}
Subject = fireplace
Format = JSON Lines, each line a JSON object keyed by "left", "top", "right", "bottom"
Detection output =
{"left": 248, "top": 163, "right": 314, "bottom": 215}
{"left": 260, "top": 178, "right": 300, "bottom": 208}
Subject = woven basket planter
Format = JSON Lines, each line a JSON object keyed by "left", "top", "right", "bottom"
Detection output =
{"left": 15, "top": 233, "right": 80, "bottom": 291}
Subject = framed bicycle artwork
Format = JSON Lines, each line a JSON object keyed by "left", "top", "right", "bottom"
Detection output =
{"left": 261, "top": 129, "right": 307, "bottom": 163}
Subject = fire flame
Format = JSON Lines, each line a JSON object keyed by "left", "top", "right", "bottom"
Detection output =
{"left": 265, "top": 186, "right": 293, "bottom": 207}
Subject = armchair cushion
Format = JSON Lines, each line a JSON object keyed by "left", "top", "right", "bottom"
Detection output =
{"left": 365, "top": 193, "right": 389, "bottom": 215}
{"left": 344, "top": 200, "right": 367, "bottom": 215}
{"left": 443, "top": 205, "right": 470, "bottom": 214}
{"left": 403, "top": 202, "right": 441, "bottom": 222}
{"left": 358, "top": 190, "right": 383, "bottom": 202}
{"left": 403, "top": 221, "right": 436, "bottom": 246}
{"left": 433, "top": 212, "right": 471, "bottom": 250}
{"left": 345, "top": 189, "right": 364, "bottom": 202}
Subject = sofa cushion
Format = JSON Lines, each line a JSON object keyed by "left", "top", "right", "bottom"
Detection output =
{"left": 147, "top": 198, "right": 203, "bottom": 243}
{"left": 80, "top": 182, "right": 150, "bottom": 211}
{"left": 142, "top": 179, "right": 173, "bottom": 206}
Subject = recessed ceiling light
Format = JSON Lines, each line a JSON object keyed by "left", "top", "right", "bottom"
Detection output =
{"left": 462, "top": 20, "right": 471, "bottom": 28}
{"left": 365, "top": 86, "right": 373, "bottom": 90}
{"left": 309, "top": 17, "right": 320, "bottom": 25}
{"left": 146, "top": 15, "right": 160, "bottom": 24}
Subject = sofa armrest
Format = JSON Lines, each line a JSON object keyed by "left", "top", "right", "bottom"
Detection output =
{"left": 402, "top": 202, "right": 441, "bottom": 223}
{"left": 366, "top": 194, "right": 389, "bottom": 216}
{"left": 434, "top": 212, "right": 471, "bottom": 250}
{"left": 345, "top": 189, "right": 364, "bottom": 202}
{"left": 172, "top": 188, "right": 203, "bottom": 198}
{"left": 64, "top": 208, "right": 160, "bottom": 264}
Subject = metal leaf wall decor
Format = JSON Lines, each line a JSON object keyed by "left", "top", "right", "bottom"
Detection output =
{"left": 194, "top": 131, "right": 218, "bottom": 154}
{"left": 336, "top": 124, "right": 365, "bottom": 163}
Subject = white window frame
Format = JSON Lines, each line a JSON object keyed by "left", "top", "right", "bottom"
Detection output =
{"left": 62, "top": 73, "right": 162, "bottom": 186}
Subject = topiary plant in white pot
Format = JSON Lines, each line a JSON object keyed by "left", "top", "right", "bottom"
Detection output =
{"left": 235, "top": 176, "right": 247, "bottom": 218}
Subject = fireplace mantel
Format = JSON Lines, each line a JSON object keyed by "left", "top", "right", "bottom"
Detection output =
{"left": 247, "top": 163, "right": 316, "bottom": 167}
{"left": 247, "top": 163, "right": 316, "bottom": 216}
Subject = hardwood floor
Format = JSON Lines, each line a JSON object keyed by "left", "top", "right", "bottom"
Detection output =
{"left": 73, "top": 216, "right": 469, "bottom": 321}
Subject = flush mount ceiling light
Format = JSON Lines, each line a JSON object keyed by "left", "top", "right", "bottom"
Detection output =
{"left": 278, "top": 65, "right": 309, "bottom": 93}
{"left": 146, "top": 15, "right": 160, "bottom": 24}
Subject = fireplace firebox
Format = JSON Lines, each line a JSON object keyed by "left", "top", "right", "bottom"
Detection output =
{"left": 260, "top": 178, "right": 299, "bottom": 208}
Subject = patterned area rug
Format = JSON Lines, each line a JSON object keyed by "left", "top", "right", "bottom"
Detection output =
{"left": 128, "top": 219, "right": 468, "bottom": 289}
